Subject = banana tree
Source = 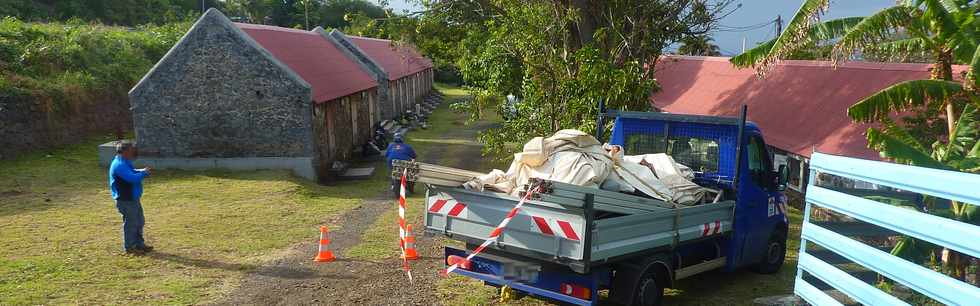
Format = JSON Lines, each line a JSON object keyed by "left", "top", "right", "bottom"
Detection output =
{"left": 731, "top": 0, "right": 980, "bottom": 282}
{"left": 733, "top": 0, "right": 977, "bottom": 134}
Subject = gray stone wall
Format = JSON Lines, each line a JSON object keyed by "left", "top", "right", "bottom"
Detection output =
{"left": 129, "top": 9, "right": 313, "bottom": 158}
{"left": 0, "top": 91, "right": 130, "bottom": 159}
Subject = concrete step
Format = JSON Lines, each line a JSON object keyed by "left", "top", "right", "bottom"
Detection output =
{"left": 337, "top": 167, "right": 376, "bottom": 181}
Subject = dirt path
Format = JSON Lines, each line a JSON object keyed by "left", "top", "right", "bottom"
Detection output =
{"left": 213, "top": 107, "right": 493, "bottom": 306}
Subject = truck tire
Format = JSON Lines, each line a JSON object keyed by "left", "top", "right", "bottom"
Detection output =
{"left": 635, "top": 272, "right": 663, "bottom": 306}
{"left": 753, "top": 230, "right": 787, "bottom": 274}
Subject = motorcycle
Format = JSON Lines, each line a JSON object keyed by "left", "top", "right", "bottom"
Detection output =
{"left": 372, "top": 122, "right": 388, "bottom": 148}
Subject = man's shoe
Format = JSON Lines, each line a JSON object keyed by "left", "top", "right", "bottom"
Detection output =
{"left": 137, "top": 245, "right": 154, "bottom": 252}
{"left": 124, "top": 248, "right": 146, "bottom": 256}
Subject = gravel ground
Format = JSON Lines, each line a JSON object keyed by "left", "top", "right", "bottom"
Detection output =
{"left": 212, "top": 195, "right": 449, "bottom": 306}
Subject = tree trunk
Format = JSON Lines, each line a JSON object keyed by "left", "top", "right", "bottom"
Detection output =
{"left": 936, "top": 51, "right": 956, "bottom": 135}
{"left": 933, "top": 49, "right": 971, "bottom": 282}
{"left": 570, "top": 0, "right": 595, "bottom": 47}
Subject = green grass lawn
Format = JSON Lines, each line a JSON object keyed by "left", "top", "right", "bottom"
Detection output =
{"left": 0, "top": 137, "right": 388, "bottom": 304}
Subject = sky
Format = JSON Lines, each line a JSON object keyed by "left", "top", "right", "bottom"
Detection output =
{"left": 379, "top": 0, "right": 895, "bottom": 56}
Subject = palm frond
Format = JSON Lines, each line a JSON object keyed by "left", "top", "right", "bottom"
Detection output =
{"left": 951, "top": 158, "right": 980, "bottom": 173}
{"left": 748, "top": 0, "right": 829, "bottom": 73}
{"left": 869, "top": 37, "right": 930, "bottom": 61}
{"left": 730, "top": 40, "right": 774, "bottom": 68}
{"left": 921, "top": 0, "right": 963, "bottom": 42}
{"left": 730, "top": 17, "right": 862, "bottom": 68}
{"left": 810, "top": 17, "right": 866, "bottom": 41}
{"left": 971, "top": 141, "right": 980, "bottom": 159}
{"left": 832, "top": 6, "right": 919, "bottom": 64}
{"left": 936, "top": 0, "right": 964, "bottom": 12}
{"left": 848, "top": 79, "right": 964, "bottom": 122}
{"left": 866, "top": 127, "right": 950, "bottom": 169}
{"left": 884, "top": 117, "right": 930, "bottom": 152}
{"left": 946, "top": 103, "right": 979, "bottom": 160}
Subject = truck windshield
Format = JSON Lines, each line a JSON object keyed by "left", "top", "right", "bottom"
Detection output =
{"left": 624, "top": 134, "right": 720, "bottom": 173}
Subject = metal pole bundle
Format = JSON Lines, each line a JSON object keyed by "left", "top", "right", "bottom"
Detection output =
{"left": 392, "top": 160, "right": 484, "bottom": 187}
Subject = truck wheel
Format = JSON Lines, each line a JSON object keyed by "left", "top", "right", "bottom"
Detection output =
{"left": 753, "top": 230, "right": 787, "bottom": 274}
{"left": 635, "top": 272, "right": 663, "bottom": 306}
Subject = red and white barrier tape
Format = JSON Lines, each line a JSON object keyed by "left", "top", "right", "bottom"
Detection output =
{"left": 443, "top": 184, "right": 541, "bottom": 276}
{"left": 398, "top": 170, "right": 413, "bottom": 282}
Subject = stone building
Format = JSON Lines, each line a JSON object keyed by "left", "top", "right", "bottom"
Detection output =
{"left": 127, "top": 9, "right": 379, "bottom": 181}
{"left": 329, "top": 30, "right": 434, "bottom": 120}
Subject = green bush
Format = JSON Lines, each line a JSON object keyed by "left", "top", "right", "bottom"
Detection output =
{"left": 0, "top": 16, "right": 189, "bottom": 112}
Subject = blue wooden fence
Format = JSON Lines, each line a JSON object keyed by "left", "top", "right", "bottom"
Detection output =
{"left": 796, "top": 152, "right": 980, "bottom": 306}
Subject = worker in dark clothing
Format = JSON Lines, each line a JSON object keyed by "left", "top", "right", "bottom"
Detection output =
{"left": 109, "top": 141, "right": 153, "bottom": 255}
{"left": 386, "top": 133, "right": 417, "bottom": 195}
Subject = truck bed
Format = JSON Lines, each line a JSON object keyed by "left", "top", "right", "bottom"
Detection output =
{"left": 424, "top": 181, "right": 734, "bottom": 273}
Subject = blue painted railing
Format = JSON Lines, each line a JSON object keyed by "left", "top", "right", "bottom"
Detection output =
{"left": 796, "top": 152, "right": 980, "bottom": 306}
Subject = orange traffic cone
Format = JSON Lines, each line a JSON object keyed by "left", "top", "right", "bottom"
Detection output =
{"left": 402, "top": 224, "right": 419, "bottom": 260}
{"left": 314, "top": 226, "right": 336, "bottom": 262}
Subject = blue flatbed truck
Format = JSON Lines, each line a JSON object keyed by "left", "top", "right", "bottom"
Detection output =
{"left": 421, "top": 109, "right": 791, "bottom": 306}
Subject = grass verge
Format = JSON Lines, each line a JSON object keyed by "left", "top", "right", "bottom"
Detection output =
{"left": 0, "top": 136, "right": 388, "bottom": 304}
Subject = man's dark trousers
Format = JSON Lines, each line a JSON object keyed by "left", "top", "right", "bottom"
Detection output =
{"left": 115, "top": 200, "right": 145, "bottom": 250}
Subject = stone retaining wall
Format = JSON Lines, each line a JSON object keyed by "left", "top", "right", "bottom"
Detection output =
{"left": 0, "top": 93, "right": 130, "bottom": 160}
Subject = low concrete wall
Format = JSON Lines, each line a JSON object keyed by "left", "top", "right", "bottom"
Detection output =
{"left": 98, "top": 141, "right": 316, "bottom": 180}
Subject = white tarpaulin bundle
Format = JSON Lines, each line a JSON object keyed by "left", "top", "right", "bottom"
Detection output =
{"left": 463, "top": 129, "right": 613, "bottom": 194}
{"left": 464, "top": 129, "right": 706, "bottom": 205}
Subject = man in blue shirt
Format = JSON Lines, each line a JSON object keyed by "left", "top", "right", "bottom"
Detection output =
{"left": 109, "top": 141, "right": 153, "bottom": 255}
{"left": 386, "top": 133, "right": 417, "bottom": 195}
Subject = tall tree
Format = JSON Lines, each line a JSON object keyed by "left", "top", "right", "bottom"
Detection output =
{"left": 677, "top": 34, "right": 722, "bottom": 56}
{"left": 417, "top": 0, "right": 732, "bottom": 158}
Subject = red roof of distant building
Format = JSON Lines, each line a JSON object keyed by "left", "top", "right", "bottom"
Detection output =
{"left": 346, "top": 35, "right": 433, "bottom": 80}
{"left": 650, "top": 55, "right": 968, "bottom": 160}
{"left": 236, "top": 23, "right": 377, "bottom": 103}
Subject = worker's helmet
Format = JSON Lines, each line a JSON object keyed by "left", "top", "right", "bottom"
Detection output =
{"left": 393, "top": 133, "right": 404, "bottom": 143}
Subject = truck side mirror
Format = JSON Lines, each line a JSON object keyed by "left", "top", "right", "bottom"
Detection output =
{"left": 776, "top": 165, "right": 789, "bottom": 191}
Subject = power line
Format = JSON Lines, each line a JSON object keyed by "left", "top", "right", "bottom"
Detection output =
{"left": 715, "top": 20, "right": 776, "bottom": 32}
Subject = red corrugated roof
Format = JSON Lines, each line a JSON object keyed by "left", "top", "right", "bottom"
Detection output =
{"left": 346, "top": 36, "right": 433, "bottom": 80}
{"left": 236, "top": 23, "right": 377, "bottom": 103}
{"left": 650, "top": 55, "right": 968, "bottom": 160}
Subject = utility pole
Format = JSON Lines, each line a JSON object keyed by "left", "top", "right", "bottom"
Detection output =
{"left": 201, "top": 0, "right": 205, "bottom": 14}
{"left": 775, "top": 15, "right": 783, "bottom": 36}
{"left": 304, "top": 0, "right": 310, "bottom": 30}
{"left": 742, "top": 37, "right": 746, "bottom": 53}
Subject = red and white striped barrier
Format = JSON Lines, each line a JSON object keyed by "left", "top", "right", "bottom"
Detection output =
{"left": 702, "top": 220, "right": 722, "bottom": 237}
{"left": 443, "top": 185, "right": 542, "bottom": 276}
{"left": 428, "top": 198, "right": 467, "bottom": 218}
{"left": 530, "top": 215, "right": 581, "bottom": 241}
{"left": 398, "top": 170, "right": 413, "bottom": 282}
